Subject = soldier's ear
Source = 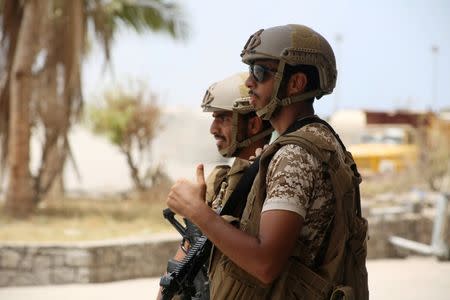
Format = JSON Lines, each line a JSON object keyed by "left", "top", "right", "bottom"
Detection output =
{"left": 287, "top": 72, "right": 307, "bottom": 96}
{"left": 247, "top": 115, "right": 263, "bottom": 135}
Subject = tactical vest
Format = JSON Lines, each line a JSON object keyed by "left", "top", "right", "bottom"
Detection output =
{"left": 205, "top": 165, "right": 231, "bottom": 207}
{"left": 206, "top": 158, "right": 250, "bottom": 210}
{"left": 209, "top": 127, "right": 369, "bottom": 300}
{"left": 207, "top": 158, "right": 251, "bottom": 282}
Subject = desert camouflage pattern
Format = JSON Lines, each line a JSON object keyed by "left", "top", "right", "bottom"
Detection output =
{"left": 262, "top": 122, "right": 345, "bottom": 267}
{"left": 209, "top": 121, "right": 367, "bottom": 299}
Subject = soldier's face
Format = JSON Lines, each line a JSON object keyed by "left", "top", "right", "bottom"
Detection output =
{"left": 245, "top": 59, "right": 278, "bottom": 111}
{"left": 210, "top": 111, "right": 233, "bottom": 151}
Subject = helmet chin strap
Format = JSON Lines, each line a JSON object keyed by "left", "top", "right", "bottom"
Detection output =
{"left": 256, "top": 61, "right": 286, "bottom": 120}
{"left": 219, "top": 111, "right": 240, "bottom": 158}
{"left": 279, "top": 89, "right": 322, "bottom": 105}
{"left": 219, "top": 110, "right": 273, "bottom": 158}
{"left": 236, "top": 127, "right": 273, "bottom": 148}
{"left": 219, "top": 143, "right": 237, "bottom": 158}
{"left": 256, "top": 61, "right": 323, "bottom": 120}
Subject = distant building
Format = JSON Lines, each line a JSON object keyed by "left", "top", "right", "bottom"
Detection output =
{"left": 329, "top": 109, "right": 443, "bottom": 174}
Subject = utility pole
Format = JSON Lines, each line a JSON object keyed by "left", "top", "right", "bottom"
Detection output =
{"left": 333, "top": 34, "right": 343, "bottom": 114}
{"left": 431, "top": 45, "right": 439, "bottom": 112}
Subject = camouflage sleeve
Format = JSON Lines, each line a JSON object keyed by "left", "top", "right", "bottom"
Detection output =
{"left": 261, "top": 144, "right": 321, "bottom": 218}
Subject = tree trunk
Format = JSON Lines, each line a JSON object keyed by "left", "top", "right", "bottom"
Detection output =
{"left": 124, "top": 150, "right": 145, "bottom": 191}
{"left": 5, "top": 0, "right": 43, "bottom": 217}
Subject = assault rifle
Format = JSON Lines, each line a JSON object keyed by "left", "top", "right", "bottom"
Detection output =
{"left": 163, "top": 208, "right": 203, "bottom": 246}
{"left": 160, "top": 208, "right": 211, "bottom": 300}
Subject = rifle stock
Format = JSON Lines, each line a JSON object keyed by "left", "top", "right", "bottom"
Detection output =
{"left": 160, "top": 209, "right": 211, "bottom": 299}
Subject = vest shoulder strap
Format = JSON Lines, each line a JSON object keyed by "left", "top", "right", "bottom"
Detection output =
{"left": 205, "top": 165, "right": 230, "bottom": 205}
{"left": 220, "top": 157, "right": 260, "bottom": 218}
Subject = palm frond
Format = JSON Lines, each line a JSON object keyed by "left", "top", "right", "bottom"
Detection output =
{"left": 116, "top": 0, "right": 188, "bottom": 39}
{"left": 87, "top": 0, "right": 188, "bottom": 63}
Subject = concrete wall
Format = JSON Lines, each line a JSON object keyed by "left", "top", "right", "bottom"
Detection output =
{"left": 367, "top": 214, "right": 436, "bottom": 259}
{"left": 0, "top": 213, "right": 448, "bottom": 287}
{"left": 0, "top": 235, "right": 179, "bottom": 287}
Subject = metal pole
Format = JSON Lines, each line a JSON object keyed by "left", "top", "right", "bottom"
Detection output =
{"left": 431, "top": 45, "right": 439, "bottom": 111}
{"left": 389, "top": 192, "right": 449, "bottom": 260}
{"left": 431, "top": 193, "right": 449, "bottom": 258}
{"left": 333, "top": 34, "right": 343, "bottom": 114}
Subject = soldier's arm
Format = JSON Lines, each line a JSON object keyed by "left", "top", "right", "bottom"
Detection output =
{"left": 168, "top": 164, "right": 305, "bottom": 285}
{"left": 193, "top": 205, "right": 303, "bottom": 284}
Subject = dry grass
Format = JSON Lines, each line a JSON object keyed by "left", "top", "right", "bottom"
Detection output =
{"left": 0, "top": 161, "right": 443, "bottom": 243}
{"left": 0, "top": 184, "right": 175, "bottom": 243}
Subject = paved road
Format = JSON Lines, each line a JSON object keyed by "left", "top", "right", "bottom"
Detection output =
{"left": 1, "top": 256, "right": 449, "bottom": 300}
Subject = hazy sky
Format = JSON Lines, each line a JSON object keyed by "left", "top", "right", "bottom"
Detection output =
{"left": 82, "top": 0, "right": 450, "bottom": 117}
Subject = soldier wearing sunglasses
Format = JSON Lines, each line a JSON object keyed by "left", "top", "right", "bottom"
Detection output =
{"left": 167, "top": 24, "right": 368, "bottom": 300}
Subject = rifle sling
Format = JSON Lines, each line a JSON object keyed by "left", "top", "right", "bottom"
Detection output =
{"left": 219, "top": 156, "right": 260, "bottom": 218}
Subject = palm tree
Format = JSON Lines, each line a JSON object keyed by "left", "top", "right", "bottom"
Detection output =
{"left": 0, "top": 0, "right": 188, "bottom": 217}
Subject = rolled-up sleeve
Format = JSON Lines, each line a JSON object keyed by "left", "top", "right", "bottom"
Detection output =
{"left": 261, "top": 144, "right": 321, "bottom": 218}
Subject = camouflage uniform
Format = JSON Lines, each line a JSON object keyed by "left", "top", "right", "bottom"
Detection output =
{"left": 263, "top": 122, "right": 345, "bottom": 267}
{"left": 209, "top": 121, "right": 349, "bottom": 299}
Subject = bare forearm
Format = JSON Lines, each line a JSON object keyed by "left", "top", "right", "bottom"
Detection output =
{"left": 193, "top": 206, "right": 285, "bottom": 284}
{"left": 166, "top": 166, "right": 301, "bottom": 284}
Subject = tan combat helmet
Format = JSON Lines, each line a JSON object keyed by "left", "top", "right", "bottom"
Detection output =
{"left": 241, "top": 24, "right": 337, "bottom": 120}
{"left": 201, "top": 72, "right": 273, "bottom": 158}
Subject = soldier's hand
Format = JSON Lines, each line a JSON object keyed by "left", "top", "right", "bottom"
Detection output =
{"left": 249, "top": 144, "right": 269, "bottom": 160}
{"left": 167, "top": 164, "right": 207, "bottom": 221}
{"left": 196, "top": 163, "right": 207, "bottom": 200}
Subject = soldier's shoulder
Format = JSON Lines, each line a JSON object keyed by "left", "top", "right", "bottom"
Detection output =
{"left": 270, "top": 143, "right": 319, "bottom": 173}
{"left": 300, "top": 123, "right": 339, "bottom": 147}
{"left": 206, "top": 165, "right": 230, "bottom": 188}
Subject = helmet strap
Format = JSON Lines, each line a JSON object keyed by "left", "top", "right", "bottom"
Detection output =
{"left": 279, "top": 89, "right": 322, "bottom": 106}
{"left": 219, "top": 110, "right": 240, "bottom": 157}
{"left": 256, "top": 61, "right": 286, "bottom": 120}
{"left": 237, "top": 127, "right": 273, "bottom": 149}
{"left": 256, "top": 60, "right": 323, "bottom": 119}
{"left": 219, "top": 143, "right": 237, "bottom": 158}
{"left": 219, "top": 111, "right": 273, "bottom": 157}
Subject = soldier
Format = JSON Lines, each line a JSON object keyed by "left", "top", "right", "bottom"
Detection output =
{"left": 201, "top": 72, "right": 273, "bottom": 210}
{"left": 157, "top": 72, "right": 272, "bottom": 300}
{"left": 167, "top": 24, "right": 368, "bottom": 300}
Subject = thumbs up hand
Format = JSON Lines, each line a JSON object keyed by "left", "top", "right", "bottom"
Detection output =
{"left": 196, "top": 164, "right": 207, "bottom": 201}
{"left": 167, "top": 164, "right": 208, "bottom": 221}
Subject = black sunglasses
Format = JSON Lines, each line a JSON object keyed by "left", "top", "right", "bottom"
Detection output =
{"left": 249, "top": 64, "right": 277, "bottom": 83}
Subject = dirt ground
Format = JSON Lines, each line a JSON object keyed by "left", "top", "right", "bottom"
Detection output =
{"left": 0, "top": 256, "right": 449, "bottom": 300}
